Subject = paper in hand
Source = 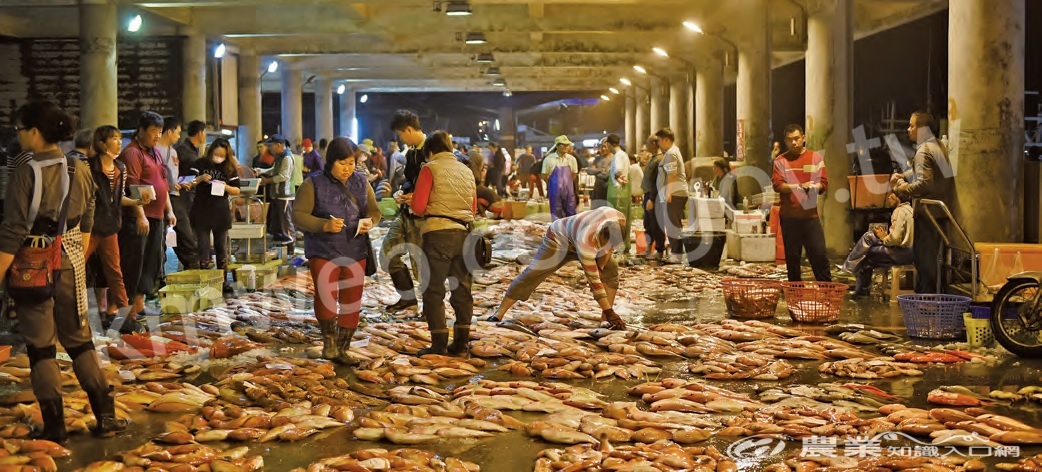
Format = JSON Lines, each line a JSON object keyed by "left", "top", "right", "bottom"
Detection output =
{"left": 356, "top": 218, "right": 373, "bottom": 237}
{"left": 210, "top": 180, "right": 226, "bottom": 196}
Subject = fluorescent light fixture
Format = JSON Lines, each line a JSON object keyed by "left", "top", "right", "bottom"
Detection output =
{"left": 128, "top": 14, "right": 142, "bottom": 32}
{"left": 267, "top": 61, "right": 278, "bottom": 73}
{"left": 475, "top": 53, "right": 495, "bottom": 63}
{"left": 220, "top": 129, "right": 233, "bottom": 136}
{"left": 600, "top": 95, "right": 610, "bottom": 101}
{"left": 214, "top": 43, "right": 226, "bottom": 58}
{"left": 582, "top": 139, "right": 599, "bottom": 148}
{"left": 351, "top": 118, "right": 358, "bottom": 141}
{"left": 503, "top": 90, "right": 512, "bottom": 97}
{"left": 360, "top": 94, "right": 369, "bottom": 103}
{"left": 484, "top": 67, "right": 501, "bottom": 76}
{"left": 633, "top": 65, "right": 647, "bottom": 75}
{"left": 683, "top": 21, "right": 703, "bottom": 34}
{"left": 446, "top": 1, "right": 472, "bottom": 16}
{"left": 619, "top": 77, "right": 632, "bottom": 86}
{"left": 494, "top": 119, "right": 500, "bottom": 131}
{"left": 652, "top": 47, "right": 669, "bottom": 58}
{"left": 465, "top": 32, "right": 487, "bottom": 44}
{"left": 492, "top": 78, "right": 506, "bottom": 87}
{"left": 609, "top": 87, "right": 620, "bottom": 95}
{"left": 337, "top": 84, "right": 346, "bottom": 95}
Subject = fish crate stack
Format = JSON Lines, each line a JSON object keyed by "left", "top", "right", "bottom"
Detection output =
{"left": 690, "top": 197, "right": 727, "bottom": 232}
{"left": 159, "top": 269, "right": 227, "bottom": 314}
{"left": 725, "top": 210, "right": 775, "bottom": 263}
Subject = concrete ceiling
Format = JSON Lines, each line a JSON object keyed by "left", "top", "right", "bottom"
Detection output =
{"left": 0, "top": 0, "right": 948, "bottom": 93}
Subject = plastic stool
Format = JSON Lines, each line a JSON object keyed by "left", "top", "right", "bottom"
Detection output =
{"left": 871, "top": 265, "right": 915, "bottom": 302}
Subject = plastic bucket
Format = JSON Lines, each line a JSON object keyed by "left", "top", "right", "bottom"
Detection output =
{"left": 681, "top": 231, "right": 727, "bottom": 269}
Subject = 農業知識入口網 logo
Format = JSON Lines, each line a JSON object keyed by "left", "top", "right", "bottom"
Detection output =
{"left": 725, "top": 435, "right": 789, "bottom": 461}
{"left": 725, "top": 432, "right": 1021, "bottom": 462}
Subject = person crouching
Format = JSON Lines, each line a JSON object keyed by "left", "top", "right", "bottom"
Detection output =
{"left": 293, "top": 137, "right": 381, "bottom": 365}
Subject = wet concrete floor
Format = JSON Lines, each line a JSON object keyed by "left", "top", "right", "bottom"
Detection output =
{"left": 57, "top": 274, "right": 1042, "bottom": 471}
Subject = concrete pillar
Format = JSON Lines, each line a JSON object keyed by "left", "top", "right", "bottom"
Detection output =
{"left": 735, "top": 0, "right": 772, "bottom": 197}
{"left": 669, "top": 74, "right": 691, "bottom": 158}
{"left": 280, "top": 64, "right": 303, "bottom": 147}
{"left": 498, "top": 107, "right": 516, "bottom": 153}
{"left": 314, "top": 75, "right": 334, "bottom": 143}
{"left": 339, "top": 89, "right": 356, "bottom": 139}
{"left": 806, "top": 0, "right": 854, "bottom": 256}
{"left": 182, "top": 32, "right": 207, "bottom": 123}
{"left": 237, "top": 51, "right": 262, "bottom": 158}
{"left": 696, "top": 54, "right": 724, "bottom": 157}
{"left": 78, "top": 0, "right": 117, "bottom": 129}
{"left": 950, "top": 0, "right": 1025, "bottom": 242}
{"left": 635, "top": 88, "right": 650, "bottom": 148}
{"left": 686, "top": 76, "right": 696, "bottom": 160}
{"left": 649, "top": 76, "right": 669, "bottom": 134}
{"left": 624, "top": 94, "right": 636, "bottom": 154}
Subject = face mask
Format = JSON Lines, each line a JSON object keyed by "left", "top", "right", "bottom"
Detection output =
{"left": 213, "top": 156, "right": 226, "bottom": 164}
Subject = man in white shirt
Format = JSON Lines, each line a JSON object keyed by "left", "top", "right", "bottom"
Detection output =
{"left": 605, "top": 134, "right": 632, "bottom": 254}
{"left": 655, "top": 128, "right": 689, "bottom": 264}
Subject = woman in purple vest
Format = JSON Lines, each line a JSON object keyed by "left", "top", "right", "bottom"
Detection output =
{"left": 293, "top": 137, "right": 381, "bottom": 365}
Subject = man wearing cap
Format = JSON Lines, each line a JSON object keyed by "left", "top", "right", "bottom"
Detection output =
{"left": 541, "top": 135, "right": 579, "bottom": 220}
{"left": 301, "top": 138, "right": 323, "bottom": 178}
{"left": 256, "top": 134, "right": 296, "bottom": 244}
{"left": 488, "top": 206, "right": 628, "bottom": 330}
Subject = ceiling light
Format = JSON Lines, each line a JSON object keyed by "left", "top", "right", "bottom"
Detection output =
{"left": 128, "top": 14, "right": 142, "bottom": 32}
{"left": 633, "top": 65, "right": 647, "bottom": 75}
{"left": 214, "top": 43, "right": 226, "bottom": 58}
{"left": 337, "top": 84, "right": 345, "bottom": 95}
{"left": 475, "top": 53, "right": 495, "bottom": 63}
{"left": 600, "top": 95, "right": 610, "bottom": 101}
{"left": 609, "top": 87, "right": 620, "bottom": 95}
{"left": 267, "top": 61, "right": 278, "bottom": 73}
{"left": 492, "top": 78, "right": 506, "bottom": 87}
{"left": 619, "top": 77, "right": 632, "bottom": 86}
{"left": 360, "top": 94, "right": 369, "bottom": 103}
{"left": 445, "top": 1, "right": 472, "bottom": 16}
{"left": 484, "top": 67, "right": 501, "bottom": 76}
{"left": 683, "top": 21, "right": 703, "bottom": 34}
{"left": 465, "top": 32, "right": 487, "bottom": 45}
{"left": 652, "top": 47, "right": 669, "bottom": 58}
{"left": 220, "top": 129, "right": 233, "bottom": 136}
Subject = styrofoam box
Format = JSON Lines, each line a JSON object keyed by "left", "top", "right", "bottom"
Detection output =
{"left": 693, "top": 217, "right": 726, "bottom": 232}
{"left": 740, "top": 234, "right": 776, "bottom": 262}
{"left": 734, "top": 212, "right": 764, "bottom": 234}
{"left": 693, "top": 197, "right": 727, "bottom": 219}
{"left": 726, "top": 230, "right": 742, "bottom": 260}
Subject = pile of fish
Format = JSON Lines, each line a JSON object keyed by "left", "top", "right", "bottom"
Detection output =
{"left": 997, "top": 454, "right": 1042, "bottom": 471}
{"left": 353, "top": 353, "right": 486, "bottom": 386}
{"left": 990, "top": 385, "right": 1042, "bottom": 403}
{"left": 878, "top": 404, "right": 1042, "bottom": 446}
{"left": 534, "top": 441, "right": 738, "bottom": 472}
{"left": 764, "top": 452, "right": 985, "bottom": 472}
{"left": 754, "top": 383, "right": 899, "bottom": 412}
{"left": 688, "top": 352, "right": 797, "bottom": 380}
{"left": 721, "top": 262, "right": 784, "bottom": 279}
{"left": 158, "top": 401, "right": 350, "bottom": 444}
{"left": 0, "top": 438, "right": 71, "bottom": 471}
{"left": 210, "top": 356, "right": 384, "bottom": 410}
{"left": 0, "top": 388, "right": 135, "bottom": 439}
{"left": 111, "top": 357, "right": 201, "bottom": 382}
{"left": 290, "top": 449, "right": 480, "bottom": 472}
{"left": 818, "top": 357, "right": 925, "bottom": 379}
{"left": 79, "top": 442, "right": 263, "bottom": 471}
{"left": 718, "top": 403, "right": 894, "bottom": 439}
{"left": 736, "top": 336, "right": 879, "bottom": 360}
{"left": 627, "top": 379, "right": 765, "bottom": 414}
{"left": 105, "top": 333, "right": 197, "bottom": 360}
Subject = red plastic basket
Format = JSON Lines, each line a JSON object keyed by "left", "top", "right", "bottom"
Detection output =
{"left": 722, "top": 278, "right": 781, "bottom": 319}
{"left": 782, "top": 281, "right": 847, "bottom": 323}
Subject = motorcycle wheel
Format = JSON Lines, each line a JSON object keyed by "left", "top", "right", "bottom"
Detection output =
{"left": 991, "top": 278, "right": 1042, "bottom": 357}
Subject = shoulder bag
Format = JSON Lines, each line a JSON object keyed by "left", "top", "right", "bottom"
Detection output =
{"left": 7, "top": 157, "right": 75, "bottom": 303}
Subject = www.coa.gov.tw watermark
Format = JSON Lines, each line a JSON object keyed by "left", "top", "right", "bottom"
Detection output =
{"left": 726, "top": 433, "right": 1021, "bottom": 462}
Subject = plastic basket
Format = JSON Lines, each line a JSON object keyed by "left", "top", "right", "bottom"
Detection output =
{"left": 782, "top": 281, "right": 847, "bottom": 323}
{"left": 963, "top": 313, "right": 994, "bottom": 348}
{"left": 897, "top": 294, "right": 972, "bottom": 339}
{"left": 165, "top": 269, "right": 224, "bottom": 288}
{"left": 722, "top": 278, "right": 781, "bottom": 319}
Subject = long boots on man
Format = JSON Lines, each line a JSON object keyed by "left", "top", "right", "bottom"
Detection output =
{"left": 334, "top": 327, "right": 359, "bottom": 366}
{"left": 87, "top": 386, "right": 128, "bottom": 438}
{"left": 32, "top": 399, "right": 67, "bottom": 443}
{"left": 386, "top": 271, "right": 418, "bottom": 312}
{"left": 447, "top": 325, "right": 470, "bottom": 356}
{"left": 418, "top": 331, "right": 449, "bottom": 356}
{"left": 317, "top": 319, "right": 338, "bottom": 360}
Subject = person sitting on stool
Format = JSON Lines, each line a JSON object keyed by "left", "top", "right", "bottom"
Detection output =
{"left": 840, "top": 191, "right": 914, "bottom": 296}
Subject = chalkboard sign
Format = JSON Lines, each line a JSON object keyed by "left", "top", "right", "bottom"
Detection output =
{"left": 19, "top": 37, "right": 183, "bottom": 129}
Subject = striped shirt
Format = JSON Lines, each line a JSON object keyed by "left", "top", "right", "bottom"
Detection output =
{"left": 547, "top": 206, "right": 626, "bottom": 304}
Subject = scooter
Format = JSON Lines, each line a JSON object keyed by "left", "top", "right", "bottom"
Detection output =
{"left": 991, "top": 271, "right": 1042, "bottom": 357}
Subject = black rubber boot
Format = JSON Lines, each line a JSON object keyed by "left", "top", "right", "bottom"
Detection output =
{"left": 418, "top": 331, "right": 449, "bottom": 356}
{"left": 317, "top": 319, "right": 338, "bottom": 360}
{"left": 87, "top": 386, "right": 128, "bottom": 438}
{"left": 32, "top": 399, "right": 67, "bottom": 443}
{"left": 387, "top": 271, "right": 418, "bottom": 312}
{"left": 447, "top": 325, "right": 470, "bottom": 356}
{"left": 334, "top": 327, "right": 359, "bottom": 366}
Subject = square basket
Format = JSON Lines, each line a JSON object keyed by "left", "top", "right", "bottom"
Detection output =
{"left": 897, "top": 294, "right": 972, "bottom": 339}
{"left": 963, "top": 313, "right": 994, "bottom": 348}
{"left": 782, "top": 282, "right": 848, "bottom": 323}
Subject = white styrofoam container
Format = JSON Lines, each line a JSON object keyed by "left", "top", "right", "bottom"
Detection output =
{"left": 693, "top": 197, "right": 727, "bottom": 219}
{"left": 740, "top": 234, "right": 776, "bottom": 262}
{"left": 734, "top": 212, "right": 765, "bottom": 234}
{"left": 693, "top": 217, "right": 726, "bottom": 232}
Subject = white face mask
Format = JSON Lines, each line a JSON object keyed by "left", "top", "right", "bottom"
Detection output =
{"left": 213, "top": 156, "right": 226, "bottom": 164}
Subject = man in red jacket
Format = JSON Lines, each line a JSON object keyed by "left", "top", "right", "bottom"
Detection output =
{"left": 771, "top": 124, "right": 832, "bottom": 282}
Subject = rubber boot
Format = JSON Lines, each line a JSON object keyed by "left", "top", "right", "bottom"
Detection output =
{"left": 447, "top": 325, "right": 470, "bottom": 356}
{"left": 418, "top": 331, "right": 449, "bottom": 356}
{"left": 317, "top": 319, "right": 338, "bottom": 360}
{"left": 87, "top": 386, "right": 128, "bottom": 438}
{"left": 334, "top": 327, "right": 359, "bottom": 366}
{"left": 32, "top": 399, "right": 67, "bottom": 443}
{"left": 386, "top": 270, "right": 418, "bottom": 312}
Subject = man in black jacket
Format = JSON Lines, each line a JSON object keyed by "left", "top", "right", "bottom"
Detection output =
{"left": 381, "top": 110, "right": 427, "bottom": 312}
